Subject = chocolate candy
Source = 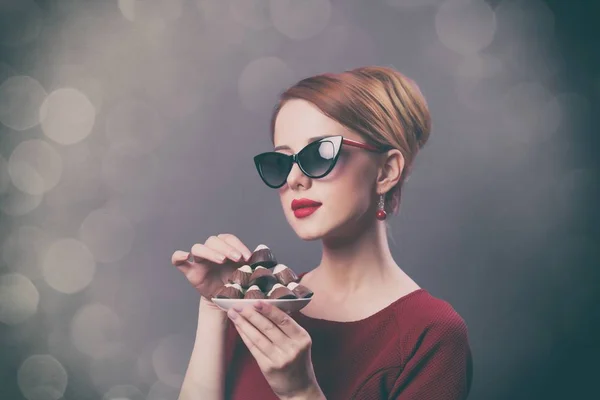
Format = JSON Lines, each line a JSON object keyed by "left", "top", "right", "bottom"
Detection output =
{"left": 272, "top": 263, "right": 298, "bottom": 286}
{"left": 214, "top": 283, "right": 244, "bottom": 299}
{"left": 244, "top": 285, "right": 266, "bottom": 300}
{"left": 286, "top": 282, "right": 314, "bottom": 299}
{"left": 248, "top": 244, "right": 277, "bottom": 269}
{"left": 248, "top": 266, "right": 278, "bottom": 292}
{"left": 228, "top": 265, "right": 253, "bottom": 287}
{"left": 267, "top": 283, "right": 297, "bottom": 300}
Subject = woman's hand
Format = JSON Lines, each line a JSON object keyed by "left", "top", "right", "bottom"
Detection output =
{"left": 171, "top": 234, "right": 253, "bottom": 305}
{"left": 228, "top": 301, "right": 326, "bottom": 400}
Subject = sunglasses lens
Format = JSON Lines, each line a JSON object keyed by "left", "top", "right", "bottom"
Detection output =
{"left": 257, "top": 153, "right": 290, "bottom": 187}
{"left": 298, "top": 140, "right": 336, "bottom": 177}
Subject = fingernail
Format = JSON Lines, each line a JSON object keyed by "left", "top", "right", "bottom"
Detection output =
{"left": 244, "top": 252, "right": 252, "bottom": 260}
{"left": 253, "top": 302, "right": 263, "bottom": 311}
{"left": 230, "top": 251, "right": 242, "bottom": 261}
{"left": 233, "top": 306, "right": 243, "bottom": 312}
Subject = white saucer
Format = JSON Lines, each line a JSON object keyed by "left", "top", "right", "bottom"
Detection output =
{"left": 211, "top": 298, "right": 311, "bottom": 314}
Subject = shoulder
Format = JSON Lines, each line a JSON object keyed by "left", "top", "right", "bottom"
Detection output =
{"left": 390, "top": 290, "right": 471, "bottom": 363}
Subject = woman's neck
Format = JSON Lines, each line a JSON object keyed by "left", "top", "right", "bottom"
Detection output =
{"left": 314, "top": 217, "right": 406, "bottom": 298}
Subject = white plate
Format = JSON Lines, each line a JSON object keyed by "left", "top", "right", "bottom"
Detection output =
{"left": 211, "top": 298, "right": 311, "bottom": 314}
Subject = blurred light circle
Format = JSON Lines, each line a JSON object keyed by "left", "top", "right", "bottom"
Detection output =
{"left": 0, "top": 273, "right": 39, "bottom": 325}
{"left": 105, "top": 100, "right": 166, "bottom": 155}
{"left": 385, "top": 0, "right": 444, "bottom": 7}
{"left": 495, "top": 0, "right": 554, "bottom": 48}
{"left": 103, "top": 384, "right": 144, "bottom": 400}
{"left": 17, "top": 354, "right": 68, "bottom": 400}
{"left": 0, "top": 76, "right": 47, "bottom": 131}
{"left": 230, "top": 0, "right": 271, "bottom": 30}
{"left": 435, "top": 0, "right": 496, "bottom": 55}
{"left": 239, "top": 56, "right": 294, "bottom": 113}
{"left": 502, "top": 82, "right": 562, "bottom": 140}
{"left": 8, "top": 139, "right": 63, "bottom": 195}
{"left": 147, "top": 380, "right": 180, "bottom": 400}
{"left": 0, "top": 155, "right": 10, "bottom": 194}
{"left": 43, "top": 142, "right": 103, "bottom": 209}
{"left": 42, "top": 238, "right": 96, "bottom": 294}
{"left": 152, "top": 334, "right": 189, "bottom": 388}
{"left": 40, "top": 88, "right": 96, "bottom": 145}
{"left": 79, "top": 208, "right": 135, "bottom": 263}
{"left": 2, "top": 225, "right": 51, "bottom": 279}
{"left": 101, "top": 147, "right": 160, "bottom": 194}
{"left": 118, "top": 0, "right": 184, "bottom": 24}
{"left": 0, "top": 0, "right": 43, "bottom": 47}
{"left": 70, "top": 303, "right": 122, "bottom": 359}
{"left": 270, "top": 0, "right": 332, "bottom": 40}
{"left": 456, "top": 54, "right": 504, "bottom": 80}
{"left": 54, "top": 64, "right": 105, "bottom": 113}
{"left": 118, "top": 0, "right": 136, "bottom": 22}
{"left": 89, "top": 345, "right": 135, "bottom": 391}
{"left": 0, "top": 187, "right": 43, "bottom": 216}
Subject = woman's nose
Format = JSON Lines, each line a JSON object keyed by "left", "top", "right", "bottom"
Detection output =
{"left": 286, "top": 162, "right": 310, "bottom": 189}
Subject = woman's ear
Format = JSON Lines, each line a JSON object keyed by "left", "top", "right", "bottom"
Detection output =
{"left": 376, "top": 149, "right": 404, "bottom": 194}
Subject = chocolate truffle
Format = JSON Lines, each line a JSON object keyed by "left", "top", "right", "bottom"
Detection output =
{"left": 228, "top": 265, "right": 253, "bottom": 287}
{"left": 267, "top": 283, "right": 297, "bottom": 300}
{"left": 286, "top": 282, "right": 314, "bottom": 299}
{"left": 248, "top": 244, "right": 277, "bottom": 269}
{"left": 243, "top": 285, "right": 266, "bottom": 300}
{"left": 272, "top": 264, "right": 298, "bottom": 286}
{"left": 248, "top": 266, "right": 278, "bottom": 292}
{"left": 214, "top": 283, "right": 244, "bottom": 299}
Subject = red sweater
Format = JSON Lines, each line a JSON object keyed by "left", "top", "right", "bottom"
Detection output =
{"left": 224, "top": 272, "right": 473, "bottom": 400}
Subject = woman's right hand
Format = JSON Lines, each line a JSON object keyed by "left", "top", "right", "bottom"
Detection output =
{"left": 171, "top": 234, "right": 253, "bottom": 305}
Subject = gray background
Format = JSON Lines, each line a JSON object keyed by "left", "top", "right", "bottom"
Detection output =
{"left": 0, "top": 0, "right": 598, "bottom": 399}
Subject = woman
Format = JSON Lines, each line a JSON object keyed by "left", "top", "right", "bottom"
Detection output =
{"left": 171, "top": 66, "right": 473, "bottom": 400}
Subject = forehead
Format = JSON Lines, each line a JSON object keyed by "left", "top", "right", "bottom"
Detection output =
{"left": 273, "top": 99, "right": 357, "bottom": 151}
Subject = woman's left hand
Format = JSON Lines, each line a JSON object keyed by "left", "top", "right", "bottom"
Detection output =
{"left": 228, "top": 301, "right": 325, "bottom": 400}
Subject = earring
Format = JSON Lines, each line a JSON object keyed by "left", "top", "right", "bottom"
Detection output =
{"left": 376, "top": 193, "right": 387, "bottom": 221}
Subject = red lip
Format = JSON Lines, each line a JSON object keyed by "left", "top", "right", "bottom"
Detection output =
{"left": 291, "top": 198, "right": 322, "bottom": 211}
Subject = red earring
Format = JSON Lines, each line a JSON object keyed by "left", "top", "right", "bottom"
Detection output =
{"left": 376, "top": 194, "right": 387, "bottom": 220}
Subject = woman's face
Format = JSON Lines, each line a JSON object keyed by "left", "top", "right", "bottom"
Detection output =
{"left": 273, "top": 99, "right": 381, "bottom": 242}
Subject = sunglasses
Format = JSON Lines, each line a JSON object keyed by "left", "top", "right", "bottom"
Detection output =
{"left": 253, "top": 135, "right": 390, "bottom": 189}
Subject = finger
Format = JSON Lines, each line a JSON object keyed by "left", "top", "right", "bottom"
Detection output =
{"left": 205, "top": 235, "right": 244, "bottom": 263}
{"left": 252, "top": 301, "right": 305, "bottom": 340}
{"left": 190, "top": 243, "right": 227, "bottom": 264}
{"left": 171, "top": 250, "right": 191, "bottom": 267}
{"left": 228, "top": 309, "right": 281, "bottom": 364}
{"left": 218, "top": 234, "right": 253, "bottom": 261}
{"left": 234, "top": 323, "right": 272, "bottom": 370}
{"left": 236, "top": 306, "right": 289, "bottom": 350}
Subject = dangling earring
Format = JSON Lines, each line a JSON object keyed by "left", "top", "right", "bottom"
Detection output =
{"left": 376, "top": 193, "right": 387, "bottom": 221}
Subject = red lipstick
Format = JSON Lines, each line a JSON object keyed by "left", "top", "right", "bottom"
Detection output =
{"left": 291, "top": 198, "right": 322, "bottom": 219}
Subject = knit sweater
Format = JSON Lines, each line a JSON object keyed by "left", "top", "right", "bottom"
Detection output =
{"left": 223, "top": 272, "right": 473, "bottom": 400}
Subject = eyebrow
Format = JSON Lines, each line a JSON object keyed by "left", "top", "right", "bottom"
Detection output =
{"left": 274, "top": 135, "right": 331, "bottom": 152}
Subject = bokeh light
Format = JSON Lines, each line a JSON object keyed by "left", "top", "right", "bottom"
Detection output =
{"left": 17, "top": 354, "right": 68, "bottom": 400}
{"left": 270, "top": 0, "right": 332, "bottom": 40}
{"left": 42, "top": 238, "right": 96, "bottom": 294}
{"left": 0, "top": 273, "right": 40, "bottom": 325}
{"left": 238, "top": 56, "right": 294, "bottom": 113}
{"left": 40, "top": 88, "right": 96, "bottom": 145}
{"left": 102, "top": 384, "right": 144, "bottom": 400}
{"left": 151, "top": 334, "right": 189, "bottom": 388}
{"left": 2, "top": 225, "right": 52, "bottom": 279}
{"left": 70, "top": 303, "right": 122, "bottom": 359}
{"left": 79, "top": 208, "right": 135, "bottom": 263}
{"left": 8, "top": 139, "right": 63, "bottom": 195}
{"left": 0, "top": 186, "right": 43, "bottom": 216}
{"left": 435, "top": 0, "right": 496, "bottom": 55}
{"left": 0, "top": 75, "right": 47, "bottom": 131}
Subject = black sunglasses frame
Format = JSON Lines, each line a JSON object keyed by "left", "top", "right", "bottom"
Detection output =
{"left": 253, "top": 135, "right": 388, "bottom": 189}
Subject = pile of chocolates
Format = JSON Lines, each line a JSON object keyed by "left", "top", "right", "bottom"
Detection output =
{"left": 212, "top": 244, "right": 313, "bottom": 300}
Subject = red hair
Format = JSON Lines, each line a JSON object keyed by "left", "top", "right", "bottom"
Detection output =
{"left": 270, "top": 66, "right": 432, "bottom": 216}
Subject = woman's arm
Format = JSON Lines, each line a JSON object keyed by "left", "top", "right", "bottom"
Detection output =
{"left": 178, "top": 297, "right": 229, "bottom": 400}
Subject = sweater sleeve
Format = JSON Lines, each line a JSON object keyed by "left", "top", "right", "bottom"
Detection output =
{"left": 388, "top": 316, "right": 473, "bottom": 400}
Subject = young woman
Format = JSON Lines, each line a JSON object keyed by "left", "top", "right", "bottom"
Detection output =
{"left": 171, "top": 66, "right": 473, "bottom": 400}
